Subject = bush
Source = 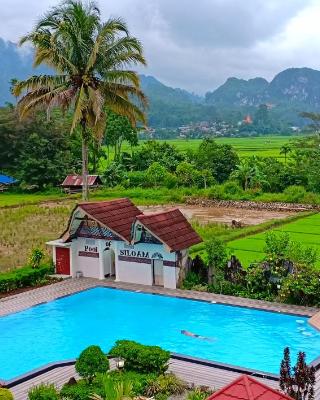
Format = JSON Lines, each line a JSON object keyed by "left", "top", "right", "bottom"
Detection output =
{"left": 145, "top": 373, "right": 187, "bottom": 397}
{"left": 28, "top": 383, "right": 59, "bottom": 400}
{"left": 28, "top": 248, "right": 44, "bottom": 269}
{"left": 108, "top": 370, "right": 157, "bottom": 396}
{"left": 187, "top": 388, "right": 212, "bottom": 400}
{"left": 0, "top": 264, "right": 54, "bottom": 293}
{"left": 221, "top": 181, "right": 244, "bottom": 196}
{"left": 60, "top": 381, "right": 103, "bottom": 400}
{"left": 124, "top": 171, "right": 147, "bottom": 188}
{"left": 109, "top": 340, "right": 170, "bottom": 374}
{"left": 279, "top": 264, "right": 320, "bottom": 306}
{"left": 0, "top": 388, "right": 14, "bottom": 400}
{"left": 75, "top": 346, "right": 109, "bottom": 383}
{"left": 283, "top": 185, "right": 307, "bottom": 202}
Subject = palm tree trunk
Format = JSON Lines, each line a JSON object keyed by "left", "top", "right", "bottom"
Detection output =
{"left": 82, "top": 135, "right": 89, "bottom": 202}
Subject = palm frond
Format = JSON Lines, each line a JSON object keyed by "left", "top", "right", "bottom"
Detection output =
{"left": 13, "top": 75, "right": 67, "bottom": 97}
{"left": 71, "top": 85, "right": 88, "bottom": 132}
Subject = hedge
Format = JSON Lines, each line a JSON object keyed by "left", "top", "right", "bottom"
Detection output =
{"left": 0, "top": 264, "right": 54, "bottom": 293}
{"left": 109, "top": 340, "right": 170, "bottom": 374}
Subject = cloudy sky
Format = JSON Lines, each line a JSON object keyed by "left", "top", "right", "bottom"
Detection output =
{"left": 0, "top": 0, "right": 320, "bottom": 94}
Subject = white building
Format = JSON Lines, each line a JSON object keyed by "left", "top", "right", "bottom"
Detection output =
{"left": 47, "top": 198, "right": 202, "bottom": 289}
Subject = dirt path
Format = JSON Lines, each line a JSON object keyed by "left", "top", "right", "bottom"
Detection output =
{"left": 140, "top": 204, "right": 297, "bottom": 225}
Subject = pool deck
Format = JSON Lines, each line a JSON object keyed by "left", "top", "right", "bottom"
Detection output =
{"left": 1, "top": 278, "right": 320, "bottom": 399}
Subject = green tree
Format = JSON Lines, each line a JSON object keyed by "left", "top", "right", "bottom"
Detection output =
{"left": 300, "top": 111, "right": 320, "bottom": 135}
{"left": 105, "top": 111, "right": 138, "bottom": 162}
{"left": 230, "top": 159, "right": 253, "bottom": 190}
{"left": 176, "top": 161, "right": 198, "bottom": 187}
{"left": 206, "top": 238, "right": 228, "bottom": 285}
{"left": 280, "top": 144, "right": 291, "bottom": 163}
{"left": 131, "top": 141, "right": 185, "bottom": 172}
{"left": 75, "top": 345, "right": 109, "bottom": 384}
{"left": 196, "top": 139, "right": 239, "bottom": 183}
{"left": 103, "top": 162, "right": 126, "bottom": 187}
{"left": 146, "top": 162, "right": 168, "bottom": 187}
{"left": 13, "top": 0, "right": 147, "bottom": 201}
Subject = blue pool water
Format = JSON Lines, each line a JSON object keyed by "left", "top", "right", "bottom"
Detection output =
{"left": 1, "top": 287, "right": 320, "bottom": 379}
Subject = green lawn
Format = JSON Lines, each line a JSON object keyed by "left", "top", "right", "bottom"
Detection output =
{"left": 227, "top": 213, "right": 320, "bottom": 267}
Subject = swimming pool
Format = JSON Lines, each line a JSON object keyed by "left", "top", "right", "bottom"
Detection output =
{"left": 1, "top": 287, "right": 320, "bottom": 380}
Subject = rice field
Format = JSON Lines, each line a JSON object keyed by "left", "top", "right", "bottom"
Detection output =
{"left": 227, "top": 213, "right": 320, "bottom": 268}
{"left": 119, "top": 135, "right": 303, "bottom": 160}
{"left": 0, "top": 204, "right": 73, "bottom": 271}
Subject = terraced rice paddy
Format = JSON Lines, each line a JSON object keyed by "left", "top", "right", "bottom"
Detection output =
{"left": 227, "top": 213, "right": 320, "bottom": 267}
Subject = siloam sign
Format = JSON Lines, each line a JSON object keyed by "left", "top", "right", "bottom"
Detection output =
{"left": 119, "top": 249, "right": 164, "bottom": 259}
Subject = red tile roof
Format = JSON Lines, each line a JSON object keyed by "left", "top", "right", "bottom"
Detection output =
{"left": 137, "top": 208, "right": 202, "bottom": 251}
{"left": 79, "top": 198, "right": 141, "bottom": 241}
{"left": 207, "top": 375, "right": 293, "bottom": 400}
{"left": 61, "top": 175, "right": 102, "bottom": 187}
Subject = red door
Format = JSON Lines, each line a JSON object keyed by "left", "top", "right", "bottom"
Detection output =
{"left": 56, "top": 247, "right": 70, "bottom": 275}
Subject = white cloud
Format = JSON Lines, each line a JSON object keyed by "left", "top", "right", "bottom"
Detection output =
{"left": 0, "top": 0, "right": 319, "bottom": 93}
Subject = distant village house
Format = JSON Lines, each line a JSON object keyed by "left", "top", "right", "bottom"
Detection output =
{"left": 0, "top": 174, "right": 17, "bottom": 192}
{"left": 61, "top": 175, "right": 103, "bottom": 193}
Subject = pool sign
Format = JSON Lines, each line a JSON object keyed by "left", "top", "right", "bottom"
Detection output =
{"left": 79, "top": 245, "right": 99, "bottom": 258}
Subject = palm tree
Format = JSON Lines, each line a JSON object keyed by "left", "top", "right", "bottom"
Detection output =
{"left": 280, "top": 145, "right": 291, "bottom": 164}
{"left": 13, "top": 0, "right": 147, "bottom": 200}
{"left": 231, "top": 159, "right": 253, "bottom": 190}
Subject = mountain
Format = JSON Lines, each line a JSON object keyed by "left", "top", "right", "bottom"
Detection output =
{"left": 205, "top": 77, "right": 268, "bottom": 107}
{"left": 206, "top": 67, "right": 320, "bottom": 110}
{"left": 1, "top": 37, "right": 320, "bottom": 129}
{"left": 0, "top": 38, "right": 51, "bottom": 105}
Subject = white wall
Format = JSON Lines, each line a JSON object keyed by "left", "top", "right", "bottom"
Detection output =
{"left": 116, "top": 241, "right": 176, "bottom": 287}
{"left": 66, "top": 236, "right": 179, "bottom": 288}
{"left": 163, "top": 265, "right": 177, "bottom": 289}
{"left": 71, "top": 237, "right": 103, "bottom": 279}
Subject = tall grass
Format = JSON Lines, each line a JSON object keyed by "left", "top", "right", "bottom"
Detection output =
{"left": 0, "top": 204, "right": 73, "bottom": 271}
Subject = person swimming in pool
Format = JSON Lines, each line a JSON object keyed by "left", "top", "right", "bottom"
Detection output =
{"left": 181, "top": 330, "right": 216, "bottom": 342}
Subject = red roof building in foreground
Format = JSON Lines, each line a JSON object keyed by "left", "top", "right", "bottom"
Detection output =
{"left": 136, "top": 208, "right": 202, "bottom": 251}
{"left": 47, "top": 198, "right": 202, "bottom": 289}
{"left": 207, "top": 375, "right": 293, "bottom": 400}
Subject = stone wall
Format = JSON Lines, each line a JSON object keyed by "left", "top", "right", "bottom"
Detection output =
{"left": 185, "top": 197, "right": 319, "bottom": 212}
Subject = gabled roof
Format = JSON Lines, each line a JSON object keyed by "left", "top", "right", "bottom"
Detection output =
{"left": 207, "top": 375, "right": 293, "bottom": 400}
{"left": 136, "top": 208, "right": 202, "bottom": 251}
{"left": 79, "top": 198, "right": 141, "bottom": 241}
{"left": 61, "top": 175, "right": 102, "bottom": 187}
{"left": 0, "top": 174, "right": 17, "bottom": 185}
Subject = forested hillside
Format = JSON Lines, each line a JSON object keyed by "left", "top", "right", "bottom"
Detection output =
{"left": 0, "top": 38, "right": 320, "bottom": 129}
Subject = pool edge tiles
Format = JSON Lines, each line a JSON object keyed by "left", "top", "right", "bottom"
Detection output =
{"left": 1, "top": 286, "right": 320, "bottom": 381}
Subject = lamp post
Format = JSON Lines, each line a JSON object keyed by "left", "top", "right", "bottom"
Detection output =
{"left": 116, "top": 357, "right": 125, "bottom": 371}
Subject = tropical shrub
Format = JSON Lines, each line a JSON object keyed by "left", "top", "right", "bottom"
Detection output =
{"left": 283, "top": 185, "right": 307, "bottom": 203}
{"left": 60, "top": 381, "right": 103, "bottom": 400}
{"left": 108, "top": 371, "right": 157, "bottom": 396}
{"left": 279, "top": 265, "right": 320, "bottom": 306}
{"left": 0, "top": 388, "right": 14, "bottom": 400}
{"left": 91, "top": 374, "right": 134, "bottom": 400}
{"left": 144, "top": 373, "right": 187, "bottom": 397}
{"left": 28, "top": 383, "right": 59, "bottom": 400}
{"left": 0, "top": 264, "right": 54, "bottom": 293}
{"left": 75, "top": 346, "right": 109, "bottom": 383}
{"left": 109, "top": 340, "right": 170, "bottom": 374}
{"left": 187, "top": 388, "right": 213, "bottom": 400}
{"left": 28, "top": 248, "right": 44, "bottom": 269}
